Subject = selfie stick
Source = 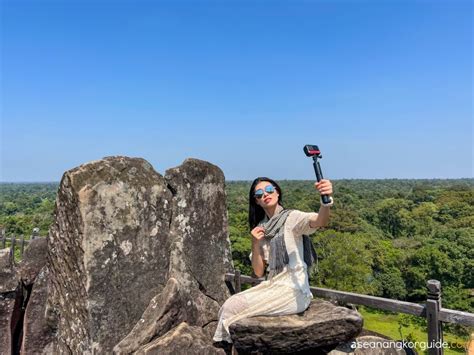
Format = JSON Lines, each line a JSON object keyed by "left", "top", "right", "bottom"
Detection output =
{"left": 303, "top": 144, "right": 331, "bottom": 204}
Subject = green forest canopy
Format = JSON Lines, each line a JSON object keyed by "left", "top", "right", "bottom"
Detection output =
{"left": 1, "top": 179, "right": 473, "bottom": 317}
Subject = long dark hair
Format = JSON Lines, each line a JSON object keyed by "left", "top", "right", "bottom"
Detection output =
{"left": 248, "top": 177, "right": 284, "bottom": 230}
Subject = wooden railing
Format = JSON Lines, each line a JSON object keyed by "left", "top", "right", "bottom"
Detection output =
{"left": 225, "top": 270, "right": 474, "bottom": 355}
{"left": 0, "top": 228, "right": 43, "bottom": 263}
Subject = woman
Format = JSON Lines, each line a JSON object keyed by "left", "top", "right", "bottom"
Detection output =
{"left": 213, "top": 177, "right": 333, "bottom": 345}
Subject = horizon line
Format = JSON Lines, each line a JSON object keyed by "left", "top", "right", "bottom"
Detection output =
{"left": 1, "top": 177, "right": 473, "bottom": 184}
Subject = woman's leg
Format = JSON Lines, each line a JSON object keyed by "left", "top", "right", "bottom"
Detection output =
{"left": 213, "top": 278, "right": 311, "bottom": 344}
{"left": 213, "top": 293, "right": 250, "bottom": 343}
{"left": 264, "top": 292, "right": 311, "bottom": 316}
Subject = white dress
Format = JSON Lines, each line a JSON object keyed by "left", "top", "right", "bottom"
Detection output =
{"left": 213, "top": 207, "right": 319, "bottom": 343}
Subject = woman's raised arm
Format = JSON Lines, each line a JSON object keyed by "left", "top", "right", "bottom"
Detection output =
{"left": 309, "top": 179, "right": 333, "bottom": 228}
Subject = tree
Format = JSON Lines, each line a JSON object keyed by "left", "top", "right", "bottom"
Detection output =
{"left": 314, "top": 230, "right": 377, "bottom": 294}
{"left": 374, "top": 198, "right": 414, "bottom": 238}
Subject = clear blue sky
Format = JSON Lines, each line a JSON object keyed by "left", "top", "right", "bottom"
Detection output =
{"left": 1, "top": 0, "right": 472, "bottom": 182}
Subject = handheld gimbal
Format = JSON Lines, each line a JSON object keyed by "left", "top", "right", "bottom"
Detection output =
{"left": 303, "top": 144, "right": 331, "bottom": 205}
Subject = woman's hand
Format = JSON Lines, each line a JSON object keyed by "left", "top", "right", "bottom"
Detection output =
{"left": 314, "top": 179, "right": 333, "bottom": 196}
{"left": 251, "top": 226, "right": 265, "bottom": 241}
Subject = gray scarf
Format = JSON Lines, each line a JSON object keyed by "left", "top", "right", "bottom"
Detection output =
{"left": 262, "top": 208, "right": 318, "bottom": 280}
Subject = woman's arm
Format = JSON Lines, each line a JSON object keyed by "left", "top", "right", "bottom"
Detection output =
{"left": 251, "top": 239, "right": 265, "bottom": 278}
{"left": 309, "top": 204, "right": 331, "bottom": 228}
{"left": 309, "top": 179, "right": 333, "bottom": 228}
{"left": 250, "top": 226, "right": 266, "bottom": 278}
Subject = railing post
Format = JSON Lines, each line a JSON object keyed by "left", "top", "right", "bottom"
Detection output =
{"left": 10, "top": 235, "right": 16, "bottom": 264}
{"left": 426, "top": 279, "right": 443, "bottom": 355}
{"left": 0, "top": 228, "right": 5, "bottom": 249}
{"left": 20, "top": 235, "right": 25, "bottom": 258}
{"left": 234, "top": 269, "right": 241, "bottom": 293}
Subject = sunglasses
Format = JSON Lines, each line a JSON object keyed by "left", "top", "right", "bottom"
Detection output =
{"left": 254, "top": 185, "right": 276, "bottom": 199}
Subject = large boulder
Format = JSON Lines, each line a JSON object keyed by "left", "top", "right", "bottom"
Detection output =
{"left": 47, "top": 156, "right": 174, "bottom": 353}
{"left": 16, "top": 238, "right": 48, "bottom": 285}
{"left": 46, "top": 156, "right": 233, "bottom": 354}
{"left": 21, "top": 266, "right": 54, "bottom": 355}
{"left": 164, "top": 158, "right": 233, "bottom": 307}
{"left": 1, "top": 238, "right": 51, "bottom": 355}
{"left": 229, "top": 298, "right": 363, "bottom": 354}
{"left": 0, "top": 292, "right": 17, "bottom": 355}
{"left": 14, "top": 238, "right": 52, "bottom": 355}
{"left": 115, "top": 158, "right": 233, "bottom": 353}
{"left": 0, "top": 248, "right": 17, "bottom": 355}
{"left": 0, "top": 247, "right": 16, "bottom": 292}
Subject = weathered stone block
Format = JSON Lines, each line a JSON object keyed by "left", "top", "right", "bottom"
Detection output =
{"left": 230, "top": 298, "right": 363, "bottom": 354}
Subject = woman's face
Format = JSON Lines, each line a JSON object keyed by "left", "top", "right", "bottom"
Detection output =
{"left": 254, "top": 181, "right": 279, "bottom": 208}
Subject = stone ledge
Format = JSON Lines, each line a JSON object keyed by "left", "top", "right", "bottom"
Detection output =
{"left": 229, "top": 298, "right": 363, "bottom": 354}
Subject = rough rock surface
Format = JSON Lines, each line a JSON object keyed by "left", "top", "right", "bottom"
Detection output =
{"left": 229, "top": 298, "right": 363, "bottom": 354}
{"left": 0, "top": 295, "right": 16, "bottom": 355}
{"left": 45, "top": 156, "right": 233, "bottom": 354}
{"left": 164, "top": 158, "right": 233, "bottom": 307}
{"left": 16, "top": 238, "right": 48, "bottom": 285}
{"left": 0, "top": 248, "right": 18, "bottom": 354}
{"left": 0, "top": 247, "right": 17, "bottom": 355}
{"left": 0, "top": 247, "right": 17, "bottom": 293}
{"left": 47, "top": 156, "right": 174, "bottom": 353}
{"left": 0, "top": 236, "right": 51, "bottom": 355}
{"left": 15, "top": 238, "right": 52, "bottom": 355}
{"left": 134, "top": 322, "right": 226, "bottom": 355}
{"left": 21, "top": 266, "right": 54, "bottom": 355}
{"left": 114, "top": 278, "right": 187, "bottom": 354}
{"left": 115, "top": 158, "right": 233, "bottom": 353}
